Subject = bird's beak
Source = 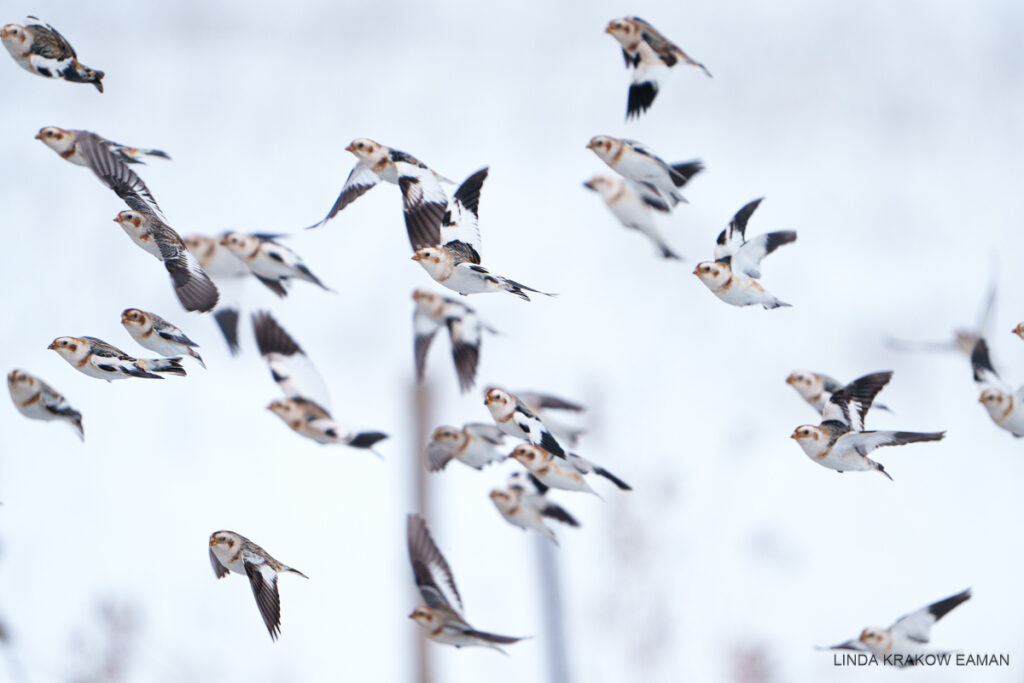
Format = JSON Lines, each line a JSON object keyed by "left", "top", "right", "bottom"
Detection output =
{"left": 484, "top": 395, "right": 493, "bottom": 404}
{"left": 407, "top": 611, "right": 417, "bottom": 619}
{"left": 585, "top": 141, "right": 595, "bottom": 149}
{"left": 411, "top": 253, "right": 423, "bottom": 261}
{"left": 582, "top": 180, "right": 595, "bottom": 190}
{"left": 789, "top": 430, "right": 801, "bottom": 439}
{"left": 46, "top": 341, "right": 57, "bottom": 350}
{"left": 692, "top": 267, "right": 702, "bottom": 276}
{"left": 209, "top": 538, "right": 217, "bottom": 546}
{"left": 604, "top": 24, "right": 614, "bottom": 34}
{"left": 785, "top": 374, "right": 797, "bottom": 385}
{"left": 345, "top": 143, "right": 356, "bottom": 153}
{"left": 978, "top": 396, "right": 985, "bottom": 404}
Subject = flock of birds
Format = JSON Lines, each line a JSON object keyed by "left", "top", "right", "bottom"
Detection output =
{"left": 0, "top": 11, "right": 1010, "bottom": 668}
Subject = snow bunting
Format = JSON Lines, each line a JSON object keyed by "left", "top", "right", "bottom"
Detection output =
{"left": 424, "top": 423, "right": 506, "bottom": 472}
{"left": 112, "top": 211, "right": 219, "bottom": 313}
{"left": 586, "top": 136, "right": 700, "bottom": 209}
{"left": 253, "top": 312, "right": 387, "bottom": 454}
{"left": 36, "top": 127, "right": 164, "bottom": 218}
{"left": 490, "top": 472, "right": 580, "bottom": 545}
{"left": 484, "top": 387, "right": 568, "bottom": 457}
{"left": 605, "top": 16, "right": 711, "bottom": 119}
{"left": 790, "top": 371, "right": 944, "bottom": 480}
{"left": 121, "top": 308, "right": 204, "bottom": 368}
{"left": 583, "top": 174, "right": 695, "bottom": 259}
{"left": 221, "top": 233, "right": 331, "bottom": 297}
{"left": 825, "top": 589, "right": 971, "bottom": 666}
{"left": 407, "top": 513, "right": 525, "bottom": 654}
{"left": 2, "top": 18, "right": 104, "bottom": 91}
{"left": 970, "top": 338, "right": 1024, "bottom": 437}
{"left": 183, "top": 233, "right": 252, "bottom": 354}
{"left": 7, "top": 369, "right": 83, "bottom": 440}
{"left": 48, "top": 336, "right": 185, "bottom": 381}
{"left": 412, "top": 289, "right": 496, "bottom": 392}
{"left": 307, "top": 138, "right": 452, "bottom": 251}
{"left": 694, "top": 198, "right": 796, "bottom": 309}
{"left": 411, "top": 168, "right": 554, "bottom": 301}
{"left": 786, "top": 370, "right": 892, "bottom": 414}
{"left": 209, "top": 530, "right": 308, "bottom": 641}
{"left": 508, "top": 444, "right": 631, "bottom": 496}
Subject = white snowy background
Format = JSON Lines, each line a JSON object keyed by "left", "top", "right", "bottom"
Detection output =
{"left": 1, "top": 1, "right": 1022, "bottom": 681}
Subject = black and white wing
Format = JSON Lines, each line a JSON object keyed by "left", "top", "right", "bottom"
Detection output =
{"left": 413, "top": 306, "right": 443, "bottom": 384}
{"left": 252, "top": 312, "right": 330, "bottom": 407}
{"left": 970, "top": 338, "right": 1002, "bottom": 390}
{"left": 398, "top": 163, "right": 449, "bottom": 252}
{"left": 407, "top": 514, "right": 464, "bottom": 616}
{"left": 149, "top": 219, "right": 219, "bottom": 313}
{"left": 306, "top": 161, "right": 382, "bottom": 230}
{"left": 890, "top": 589, "right": 971, "bottom": 643}
{"left": 624, "top": 41, "right": 669, "bottom": 120}
{"left": 714, "top": 198, "right": 763, "bottom": 259}
{"left": 243, "top": 558, "right": 283, "bottom": 640}
{"left": 821, "top": 371, "right": 893, "bottom": 432}
{"left": 439, "top": 168, "right": 488, "bottom": 265}
{"left": 730, "top": 230, "right": 797, "bottom": 279}
{"left": 837, "top": 429, "right": 945, "bottom": 456}
{"left": 511, "top": 401, "right": 566, "bottom": 458}
{"left": 446, "top": 306, "right": 484, "bottom": 392}
{"left": 76, "top": 132, "right": 164, "bottom": 219}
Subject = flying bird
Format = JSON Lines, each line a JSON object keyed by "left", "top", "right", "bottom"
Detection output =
{"left": 7, "top": 369, "right": 83, "bottom": 440}
{"left": 36, "top": 127, "right": 164, "bottom": 217}
{"left": 121, "top": 308, "right": 204, "bottom": 368}
{"left": 412, "top": 289, "right": 496, "bottom": 392}
{"left": 1, "top": 17, "right": 104, "bottom": 91}
{"left": 508, "top": 444, "right": 631, "bottom": 495}
{"left": 970, "top": 338, "right": 1024, "bottom": 437}
{"left": 221, "top": 233, "right": 331, "bottom": 297}
{"left": 586, "top": 136, "right": 701, "bottom": 209}
{"left": 484, "top": 387, "right": 568, "bottom": 457}
{"left": 209, "top": 530, "right": 308, "bottom": 641}
{"left": 253, "top": 312, "right": 387, "bottom": 454}
{"left": 112, "top": 211, "right": 220, "bottom": 313}
{"left": 424, "top": 423, "right": 506, "bottom": 472}
{"left": 790, "top": 371, "right": 944, "bottom": 480}
{"left": 48, "top": 336, "right": 185, "bottom": 381}
{"left": 407, "top": 513, "right": 525, "bottom": 654}
{"left": 490, "top": 471, "right": 580, "bottom": 545}
{"left": 583, "top": 174, "right": 697, "bottom": 259}
{"left": 306, "top": 138, "right": 452, "bottom": 251}
{"left": 824, "top": 589, "right": 971, "bottom": 666}
{"left": 786, "top": 370, "right": 891, "bottom": 414}
{"left": 411, "top": 168, "right": 554, "bottom": 301}
{"left": 694, "top": 198, "right": 796, "bottom": 309}
{"left": 605, "top": 16, "right": 711, "bottom": 119}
